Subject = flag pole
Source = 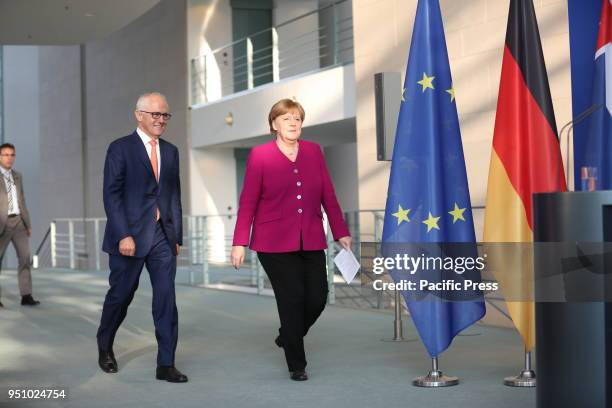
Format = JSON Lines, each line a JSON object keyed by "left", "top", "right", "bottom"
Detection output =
{"left": 393, "top": 289, "right": 404, "bottom": 340}
{"left": 413, "top": 356, "right": 459, "bottom": 387}
{"left": 504, "top": 349, "right": 536, "bottom": 387}
{"left": 381, "top": 289, "right": 413, "bottom": 342}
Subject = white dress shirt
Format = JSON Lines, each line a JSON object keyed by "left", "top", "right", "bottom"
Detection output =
{"left": 137, "top": 127, "right": 161, "bottom": 176}
{"left": 0, "top": 166, "right": 20, "bottom": 215}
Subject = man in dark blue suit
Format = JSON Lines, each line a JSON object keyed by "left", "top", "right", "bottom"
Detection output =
{"left": 96, "top": 92, "right": 187, "bottom": 383}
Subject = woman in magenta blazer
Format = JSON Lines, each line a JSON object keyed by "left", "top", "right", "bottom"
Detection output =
{"left": 231, "top": 99, "right": 351, "bottom": 381}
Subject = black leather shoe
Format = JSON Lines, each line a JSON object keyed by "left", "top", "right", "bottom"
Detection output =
{"left": 98, "top": 350, "right": 118, "bottom": 373}
{"left": 290, "top": 370, "right": 308, "bottom": 381}
{"left": 156, "top": 366, "right": 188, "bottom": 383}
{"left": 0, "top": 300, "right": 4, "bottom": 307}
{"left": 21, "top": 295, "right": 40, "bottom": 306}
{"left": 274, "top": 335, "right": 283, "bottom": 348}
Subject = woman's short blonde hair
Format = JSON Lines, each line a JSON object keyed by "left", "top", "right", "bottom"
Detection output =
{"left": 268, "top": 99, "right": 305, "bottom": 135}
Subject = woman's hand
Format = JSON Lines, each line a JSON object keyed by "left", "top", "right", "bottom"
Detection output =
{"left": 231, "top": 245, "right": 246, "bottom": 269}
{"left": 338, "top": 236, "right": 352, "bottom": 251}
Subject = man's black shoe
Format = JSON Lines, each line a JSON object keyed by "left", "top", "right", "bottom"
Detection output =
{"left": 21, "top": 295, "right": 40, "bottom": 306}
{"left": 156, "top": 366, "right": 188, "bottom": 383}
{"left": 0, "top": 300, "right": 4, "bottom": 307}
{"left": 98, "top": 350, "right": 118, "bottom": 373}
{"left": 290, "top": 370, "right": 308, "bottom": 381}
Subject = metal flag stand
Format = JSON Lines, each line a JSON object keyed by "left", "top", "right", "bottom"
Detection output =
{"left": 413, "top": 357, "right": 459, "bottom": 387}
{"left": 381, "top": 290, "right": 414, "bottom": 342}
{"left": 504, "top": 350, "right": 536, "bottom": 387}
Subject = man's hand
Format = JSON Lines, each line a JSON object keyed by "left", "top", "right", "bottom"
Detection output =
{"left": 176, "top": 244, "right": 180, "bottom": 256}
{"left": 119, "top": 236, "right": 136, "bottom": 257}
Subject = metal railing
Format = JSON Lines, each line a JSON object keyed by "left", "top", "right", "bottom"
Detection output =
{"left": 33, "top": 207, "right": 508, "bottom": 318}
{"left": 190, "top": 0, "right": 353, "bottom": 106}
{"left": 34, "top": 211, "right": 377, "bottom": 304}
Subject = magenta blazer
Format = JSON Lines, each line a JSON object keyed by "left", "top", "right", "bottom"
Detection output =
{"left": 232, "top": 140, "right": 350, "bottom": 253}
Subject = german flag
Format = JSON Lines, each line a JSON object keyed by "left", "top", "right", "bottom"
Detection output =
{"left": 483, "top": 0, "right": 566, "bottom": 351}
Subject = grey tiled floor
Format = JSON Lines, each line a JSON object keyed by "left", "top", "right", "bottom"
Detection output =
{"left": 0, "top": 268, "right": 535, "bottom": 408}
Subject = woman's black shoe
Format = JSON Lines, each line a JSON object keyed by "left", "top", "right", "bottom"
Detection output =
{"left": 275, "top": 335, "right": 283, "bottom": 348}
{"left": 290, "top": 370, "right": 308, "bottom": 381}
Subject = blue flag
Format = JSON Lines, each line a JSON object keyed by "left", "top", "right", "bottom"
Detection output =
{"left": 381, "top": 0, "right": 485, "bottom": 358}
{"left": 575, "top": 0, "right": 611, "bottom": 191}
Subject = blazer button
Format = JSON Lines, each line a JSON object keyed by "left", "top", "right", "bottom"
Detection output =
{"left": 297, "top": 195, "right": 302, "bottom": 200}
{"left": 298, "top": 208, "right": 303, "bottom": 214}
{"left": 296, "top": 181, "right": 302, "bottom": 186}
{"left": 293, "top": 169, "right": 299, "bottom": 174}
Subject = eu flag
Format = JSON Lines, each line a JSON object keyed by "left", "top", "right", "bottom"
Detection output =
{"left": 382, "top": 0, "right": 485, "bottom": 357}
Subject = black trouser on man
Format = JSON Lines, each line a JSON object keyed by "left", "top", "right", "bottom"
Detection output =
{"left": 257, "top": 249, "right": 327, "bottom": 372}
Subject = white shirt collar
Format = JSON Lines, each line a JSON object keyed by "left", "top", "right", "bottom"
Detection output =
{"left": 136, "top": 127, "right": 161, "bottom": 146}
{"left": 0, "top": 166, "right": 12, "bottom": 178}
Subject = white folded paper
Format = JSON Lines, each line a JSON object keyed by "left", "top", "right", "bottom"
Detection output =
{"left": 334, "top": 248, "right": 361, "bottom": 284}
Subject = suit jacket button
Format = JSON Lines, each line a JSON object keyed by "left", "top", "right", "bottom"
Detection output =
{"left": 297, "top": 208, "right": 303, "bottom": 214}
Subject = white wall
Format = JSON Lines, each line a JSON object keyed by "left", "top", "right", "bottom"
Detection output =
{"left": 187, "top": 0, "right": 233, "bottom": 103}
{"left": 188, "top": 0, "right": 233, "bottom": 61}
{"left": 324, "top": 142, "right": 358, "bottom": 212}
{"left": 189, "top": 147, "right": 237, "bottom": 262}
{"left": 189, "top": 147, "right": 237, "bottom": 215}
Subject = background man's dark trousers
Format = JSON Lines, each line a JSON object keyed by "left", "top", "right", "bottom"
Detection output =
{"left": 97, "top": 222, "right": 178, "bottom": 366}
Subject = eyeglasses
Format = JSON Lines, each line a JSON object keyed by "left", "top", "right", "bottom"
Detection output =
{"left": 138, "top": 110, "right": 172, "bottom": 120}
{"left": 0, "top": 154, "right": 15, "bottom": 157}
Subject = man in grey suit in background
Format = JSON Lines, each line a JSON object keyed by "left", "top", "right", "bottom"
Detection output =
{"left": 0, "top": 143, "right": 39, "bottom": 307}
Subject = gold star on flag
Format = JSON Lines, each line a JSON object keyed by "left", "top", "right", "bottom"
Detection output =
{"left": 448, "top": 203, "right": 466, "bottom": 223}
{"left": 401, "top": 87, "right": 407, "bottom": 102}
{"left": 422, "top": 211, "right": 440, "bottom": 232}
{"left": 446, "top": 87, "right": 455, "bottom": 102}
{"left": 417, "top": 72, "right": 435, "bottom": 92}
{"left": 391, "top": 205, "right": 411, "bottom": 225}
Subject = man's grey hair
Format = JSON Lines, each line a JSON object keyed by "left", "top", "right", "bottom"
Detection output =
{"left": 135, "top": 92, "right": 168, "bottom": 111}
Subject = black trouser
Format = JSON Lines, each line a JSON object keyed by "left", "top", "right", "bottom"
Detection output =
{"left": 257, "top": 250, "right": 328, "bottom": 372}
